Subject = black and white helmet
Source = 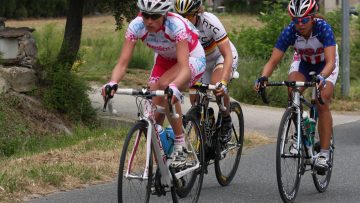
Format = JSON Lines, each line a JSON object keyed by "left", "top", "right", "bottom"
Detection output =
{"left": 288, "top": 0, "right": 318, "bottom": 18}
{"left": 137, "top": 0, "right": 173, "bottom": 14}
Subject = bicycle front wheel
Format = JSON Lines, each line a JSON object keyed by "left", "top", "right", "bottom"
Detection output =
{"left": 117, "top": 121, "right": 152, "bottom": 203}
{"left": 312, "top": 129, "right": 334, "bottom": 192}
{"left": 276, "top": 108, "right": 303, "bottom": 203}
{"left": 214, "top": 101, "right": 244, "bottom": 186}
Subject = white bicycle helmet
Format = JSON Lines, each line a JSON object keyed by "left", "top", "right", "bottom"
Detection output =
{"left": 137, "top": 0, "right": 173, "bottom": 14}
{"left": 288, "top": 0, "right": 317, "bottom": 18}
{"left": 174, "top": 0, "right": 201, "bottom": 15}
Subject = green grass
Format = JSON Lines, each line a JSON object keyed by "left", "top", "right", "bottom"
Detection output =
{"left": 0, "top": 125, "right": 128, "bottom": 158}
{"left": 0, "top": 125, "right": 128, "bottom": 201}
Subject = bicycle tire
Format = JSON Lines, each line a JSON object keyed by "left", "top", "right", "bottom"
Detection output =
{"left": 312, "top": 129, "right": 334, "bottom": 193}
{"left": 276, "top": 108, "right": 303, "bottom": 203}
{"left": 214, "top": 101, "right": 244, "bottom": 186}
{"left": 118, "top": 121, "right": 153, "bottom": 203}
{"left": 175, "top": 110, "right": 205, "bottom": 203}
{"left": 118, "top": 121, "right": 178, "bottom": 202}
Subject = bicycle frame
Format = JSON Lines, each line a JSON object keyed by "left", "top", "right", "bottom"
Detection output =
{"left": 115, "top": 88, "right": 201, "bottom": 187}
{"left": 268, "top": 81, "right": 320, "bottom": 161}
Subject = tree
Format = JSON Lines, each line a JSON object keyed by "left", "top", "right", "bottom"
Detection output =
{"left": 57, "top": 0, "right": 85, "bottom": 65}
{"left": 56, "top": 0, "right": 137, "bottom": 66}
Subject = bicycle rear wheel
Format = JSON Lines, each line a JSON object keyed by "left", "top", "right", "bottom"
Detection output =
{"left": 175, "top": 110, "right": 205, "bottom": 203}
{"left": 312, "top": 130, "right": 334, "bottom": 192}
{"left": 276, "top": 108, "right": 303, "bottom": 203}
{"left": 214, "top": 101, "right": 244, "bottom": 186}
{"left": 118, "top": 121, "right": 176, "bottom": 203}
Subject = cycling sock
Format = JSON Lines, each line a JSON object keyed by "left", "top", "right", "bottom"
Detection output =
{"left": 320, "top": 149, "right": 329, "bottom": 159}
{"left": 174, "top": 133, "right": 185, "bottom": 146}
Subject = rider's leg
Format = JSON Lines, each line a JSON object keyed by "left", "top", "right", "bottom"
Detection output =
{"left": 212, "top": 64, "right": 231, "bottom": 116}
{"left": 288, "top": 70, "right": 306, "bottom": 97}
{"left": 316, "top": 81, "right": 334, "bottom": 152}
{"left": 212, "top": 64, "right": 232, "bottom": 142}
{"left": 313, "top": 81, "right": 334, "bottom": 171}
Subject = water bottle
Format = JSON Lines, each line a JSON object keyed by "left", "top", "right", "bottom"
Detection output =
{"left": 155, "top": 124, "right": 174, "bottom": 156}
{"left": 308, "top": 106, "right": 317, "bottom": 145}
{"left": 302, "top": 112, "right": 314, "bottom": 158}
{"left": 164, "top": 126, "right": 175, "bottom": 155}
{"left": 302, "top": 112, "right": 311, "bottom": 135}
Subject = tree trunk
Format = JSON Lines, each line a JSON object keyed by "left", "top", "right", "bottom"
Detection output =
{"left": 57, "top": 0, "right": 85, "bottom": 66}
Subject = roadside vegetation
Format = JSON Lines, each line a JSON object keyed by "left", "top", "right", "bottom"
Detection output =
{"left": 1, "top": 3, "right": 360, "bottom": 201}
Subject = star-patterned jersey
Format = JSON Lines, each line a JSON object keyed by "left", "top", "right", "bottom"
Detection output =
{"left": 125, "top": 12, "right": 201, "bottom": 60}
{"left": 275, "top": 18, "right": 336, "bottom": 65}
{"left": 196, "top": 12, "right": 237, "bottom": 61}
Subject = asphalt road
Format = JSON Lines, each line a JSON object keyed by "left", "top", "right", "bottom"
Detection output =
{"left": 28, "top": 87, "right": 360, "bottom": 202}
{"left": 29, "top": 120, "right": 360, "bottom": 203}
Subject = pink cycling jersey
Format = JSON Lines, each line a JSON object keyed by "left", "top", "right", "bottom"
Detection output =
{"left": 125, "top": 12, "right": 206, "bottom": 87}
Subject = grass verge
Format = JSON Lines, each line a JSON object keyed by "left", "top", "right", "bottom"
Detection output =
{"left": 0, "top": 124, "right": 272, "bottom": 202}
{"left": 0, "top": 125, "right": 128, "bottom": 202}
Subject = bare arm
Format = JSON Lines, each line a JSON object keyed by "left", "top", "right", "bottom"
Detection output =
{"left": 217, "top": 39, "right": 233, "bottom": 83}
{"left": 171, "top": 40, "right": 191, "bottom": 90}
{"left": 261, "top": 48, "right": 285, "bottom": 77}
{"left": 320, "top": 45, "right": 336, "bottom": 78}
{"left": 110, "top": 39, "right": 137, "bottom": 83}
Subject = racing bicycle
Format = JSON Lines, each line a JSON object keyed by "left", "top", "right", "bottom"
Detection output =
{"left": 176, "top": 82, "right": 244, "bottom": 198}
{"left": 259, "top": 72, "right": 334, "bottom": 203}
{"left": 103, "top": 86, "right": 205, "bottom": 203}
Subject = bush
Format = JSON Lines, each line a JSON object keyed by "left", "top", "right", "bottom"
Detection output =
{"left": 43, "top": 64, "right": 96, "bottom": 124}
{"left": 33, "top": 24, "right": 63, "bottom": 67}
{"left": 230, "top": 3, "right": 290, "bottom": 60}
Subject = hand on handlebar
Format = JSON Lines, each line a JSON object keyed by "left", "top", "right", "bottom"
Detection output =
{"left": 215, "top": 80, "right": 228, "bottom": 96}
{"left": 101, "top": 81, "right": 118, "bottom": 99}
{"left": 168, "top": 83, "right": 183, "bottom": 104}
{"left": 101, "top": 81, "right": 118, "bottom": 112}
{"left": 254, "top": 76, "right": 268, "bottom": 92}
{"left": 316, "top": 74, "right": 327, "bottom": 89}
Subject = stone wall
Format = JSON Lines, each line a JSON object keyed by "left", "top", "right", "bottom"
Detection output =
{"left": 0, "top": 18, "right": 38, "bottom": 93}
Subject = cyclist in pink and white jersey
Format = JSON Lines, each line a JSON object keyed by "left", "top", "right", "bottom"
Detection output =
{"left": 174, "top": 0, "right": 239, "bottom": 143}
{"left": 102, "top": 0, "right": 206, "bottom": 168}
{"left": 255, "top": 0, "right": 338, "bottom": 172}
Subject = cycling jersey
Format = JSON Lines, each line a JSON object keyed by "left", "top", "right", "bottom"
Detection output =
{"left": 125, "top": 12, "right": 206, "bottom": 87}
{"left": 275, "top": 18, "right": 336, "bottom": 65}
{"left": 289, "top": 45, "right": 339, "bottom": 85}
{"left": 195, "top": 12, "right": 238, "bottom": 84}
{"left": 125, "top": 12, "right": 201, "bottom": 60}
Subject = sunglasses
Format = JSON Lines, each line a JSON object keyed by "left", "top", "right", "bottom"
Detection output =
{"left": 142, "top": 12, "right": 163, "bottom": 20}
{"left": 292, "top": 16, "right": 312, "bottom": 24}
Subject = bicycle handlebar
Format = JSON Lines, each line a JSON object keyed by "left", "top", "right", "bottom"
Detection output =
{"left": 259, "top": 80, "right": 324, "bottom": 105}
{"left": 190, "top": 82, "right": 226, "bottom": 111}
{"left": 103, "top": 87, "right": 179, "bottom": 118}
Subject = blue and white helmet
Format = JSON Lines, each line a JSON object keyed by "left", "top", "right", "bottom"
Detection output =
{"left": 137, "top": 0, "right": 173, "bottom": 14}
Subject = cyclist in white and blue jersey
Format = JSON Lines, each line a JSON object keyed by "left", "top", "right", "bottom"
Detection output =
{"left": 255, "top": 0, "right": 338, "bottom": 172}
